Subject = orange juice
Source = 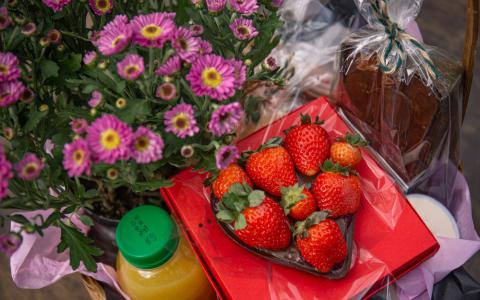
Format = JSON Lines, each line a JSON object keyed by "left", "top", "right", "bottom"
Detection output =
{"left": 116, "top": 205, "right": 215, "bottom": 300}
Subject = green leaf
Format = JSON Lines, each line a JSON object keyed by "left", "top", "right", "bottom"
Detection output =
{"left": 62, "top": 205, "right": 78, "bottom": 215}
{"left": 117, "top": 100, "right": 151, "bottom": 123}
{"left": 216, "top": 210, "right": 235, "bottom": 223}
{"left": 248, "top": 190, "right": 265, "bottom": 207}
{"left": 83, "top": 189, "right": 99, "bottom": 199}
{"left": 40, "top": 60, "right": 60, "bottom": 79}
{"left": 234, "top": 214, "right": 247, "bottom": 230}
{"left": 57, "top": 222, "right": 103, "bottom": 272}
{"left": 24, "top": 111, "right": 48, "bottom": 133}
{"left": 132, "top": 179, "right": 173, "bottom": 193}
{"left": 78, "top": 215, "right": 94, "bottom": 227}
{"left": 61, "top": 53, "right": 82, "bottom": 73}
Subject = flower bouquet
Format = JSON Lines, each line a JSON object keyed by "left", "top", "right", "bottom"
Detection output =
{"left": 0, "top": 0, "right": 285, "bottom": 273}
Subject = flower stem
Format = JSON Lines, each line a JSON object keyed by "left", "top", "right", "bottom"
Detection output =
{"left": 60, "top": 31, "right": 90, "bottom": 42}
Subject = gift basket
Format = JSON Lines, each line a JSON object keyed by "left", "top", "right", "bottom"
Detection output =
{"left": 0, "top": 0, "right": 479, "bottom": 299}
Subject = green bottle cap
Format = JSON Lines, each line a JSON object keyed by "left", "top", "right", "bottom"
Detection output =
{"left": 116, "top": 205, "right": 179, "bottom": 269}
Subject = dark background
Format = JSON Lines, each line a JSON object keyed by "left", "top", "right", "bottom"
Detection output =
{"left": 1, "top": 0, "right": 479, "bottom": 299}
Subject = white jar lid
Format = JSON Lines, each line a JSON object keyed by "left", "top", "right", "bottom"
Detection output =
{"left": 406, "top": 193, "right": 460, "bottom": 239}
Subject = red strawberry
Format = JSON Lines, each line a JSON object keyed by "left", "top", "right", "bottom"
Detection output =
{"left": 216, "top": 184, "right": 291, "bottom": 250}
{"left": 212, "top": 164, "right": 253, "bottom": 199}
{"left": 280, "top": 184, "right": 317, "bottom": 221}
{"left": 284, "top": 115, "right": 331, "bottom": 176}
{"left": 311, "top": 160, "right": 361, "bottom": 218}
{"left": 245, "top": 138, "right": 297, "bottom": 196}
{"left": 295, "top": 212, "right": 347, "bottom": 273}
{"left": 330, "top": 133, "right": 367, "bottom": 167}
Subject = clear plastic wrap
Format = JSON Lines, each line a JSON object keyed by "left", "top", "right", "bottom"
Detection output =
{"left": 331, "top": 0, "right": 463, "bottom": 191}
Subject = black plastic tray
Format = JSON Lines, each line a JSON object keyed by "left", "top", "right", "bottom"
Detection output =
{"left": 211, "top": 194, "right": 355, "bottom": 279}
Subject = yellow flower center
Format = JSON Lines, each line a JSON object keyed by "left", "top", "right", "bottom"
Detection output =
{"left": 237, "top": 25, "right": 250, "bottom": 36}
{"left": 125, "top": 65, "right": 139, "bottom": 75}
{"left": 135, "top": 136, "right": 150, "bottom": 152}
{"left": 96, "top": 0, "right": 109, "bottom": 11}
{"left": 201, "top": 67, "right": 222, "bottom": 88}
{"left": 172, "top": 114, "right": 190, "bottom": 131}
{"left": 23, "top": 163, "right": 38, "bottom": 176}
{"left": 100, "top": 129, "right": 121, "bottom": 150}
{"left": 72, "top": 149, "right": 85, "bottom": 165}
{"left": 141, "top": 24, "right": 163, "bottom": 40}
{"left": 0, "top": 64, "right": 8, "bottom": 75}
{"left": 111, "top": 34, "right": 125, "bottom": 47}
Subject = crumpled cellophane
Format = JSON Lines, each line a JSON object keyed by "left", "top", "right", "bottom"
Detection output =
{"left": 330, "top": 0, "right": 463, "bottom": 192}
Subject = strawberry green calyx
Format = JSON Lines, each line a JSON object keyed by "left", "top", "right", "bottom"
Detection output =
{"left": 321, "top": 159, "right": 357, "bottom": 176}
{"left": 240, "top": 136, "right": 283, "bottom": 163}
{"left": 300, "top": 114, "right": 324, "bottom": 126}
{"left": 280, "top": 184, "right": 307, "bottom": 214}
{"left": 215, "top": 183, "right": 266, "bottom": 230}
{"left": 337, "top": 133, "right": 368, "bottom": 147}
{"left": 294, "top": 211, "right": 330, "bottom": 238}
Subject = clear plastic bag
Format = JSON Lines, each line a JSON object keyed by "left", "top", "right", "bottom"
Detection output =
{"left": 331, "top": 0, "right": 463, "bottom": 191}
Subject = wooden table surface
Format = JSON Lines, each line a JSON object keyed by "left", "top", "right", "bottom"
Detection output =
{"left": 1, "top": 0, "right": 479, "bottom": 299}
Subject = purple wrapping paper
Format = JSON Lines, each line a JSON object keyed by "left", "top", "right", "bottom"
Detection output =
{"left": 395, "top": 162, "right": 480, "bottom": 299}
{"left": 9, "top": 210, "right": 130, "bottom": 299}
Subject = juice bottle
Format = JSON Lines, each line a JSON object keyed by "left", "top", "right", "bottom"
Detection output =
{"left": 116, "top": 205, "right": 216, "bottom": 300}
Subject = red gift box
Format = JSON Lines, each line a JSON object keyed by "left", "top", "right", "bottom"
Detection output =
{"left": 160, "top": 97, "right": 439, "bottom": 299}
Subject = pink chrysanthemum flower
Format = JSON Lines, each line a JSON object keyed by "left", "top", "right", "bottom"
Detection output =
{"left": 0, "top": 52, "right": 21, "bottom": 82}
{"left": 189, "top": 24, "right": 204, "bottom": 36}
{"left": 42, "top": 0, "right": 72, "bottom": 12}
{"left": 215, "top": 145, "right": 240, "bottom": 169}
{"left": 0, "top": 146, "right": 13, "bottom": 200}
{"left": 172, "top": 27, "right": 200, "bottom": 63}
{"left": 88, "top": 0, "right": 114, "bottom": 16}
{"left": 86, "top": 114, "right": 133, "bottom": 164}
{"left": 88, "top": 90, "right": 103, "bottom": 108}
{"left": 208, "top": 102, "right": 244, "bottom": 136}
{"left": 70, "top": 118, "right": 88, "bottom": 134}
{"left": 15, "top": 153, "right": 44, "bottom": 181}
{"left": 97, "top": 15, "right": 132, "bottom": 56}
{"left": 0, "top": 233, "right": 21, "bottom": 256}
{"left": 117, "top": 54, "right": 144, "bottom": 80}
{"left": 131, "top": 127, "right": 164, "bottom": 164}
{"left": 83, "top": 51, "right": 97, "bottom": 66}
{"left": 0, "top": 81, "right": 25, "bottom": 107}
{"left": 186, "top": 54, "right": 236, "bottom": 101}
{"left": 229, "top": 0, "right": 258, "bottom": 15}
{"left": 229, "top": 17, "right": 258, "bottom": 40}
{"left": 0, "top": 7, "right": 11, "bottom": 31}
{"left": 155, "top": 55, "right": 181, "bottom": 76}
{"left": 155, "top": 83, "right": 177, "bottom": 100}
{"left": 228, "top": 59, "right": 246, "bottom": 89}
{"left": 206, "top": 0, "right": 226, "bottom": 13}
{"left": 63, "top": 138, "right": 91, "bottom": 177}
{"left": 197, "top": 39, "right": 212, "bottom": 55}
{"left": 130, "top": 13, "right": 176, "bottom": 48}
{"left": 164, "top": 103, "right": 199, "bottom": 139}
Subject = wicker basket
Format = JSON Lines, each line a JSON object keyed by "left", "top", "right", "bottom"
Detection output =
{"left": 82, "top": 1, "right": 480, "bottom": 299}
